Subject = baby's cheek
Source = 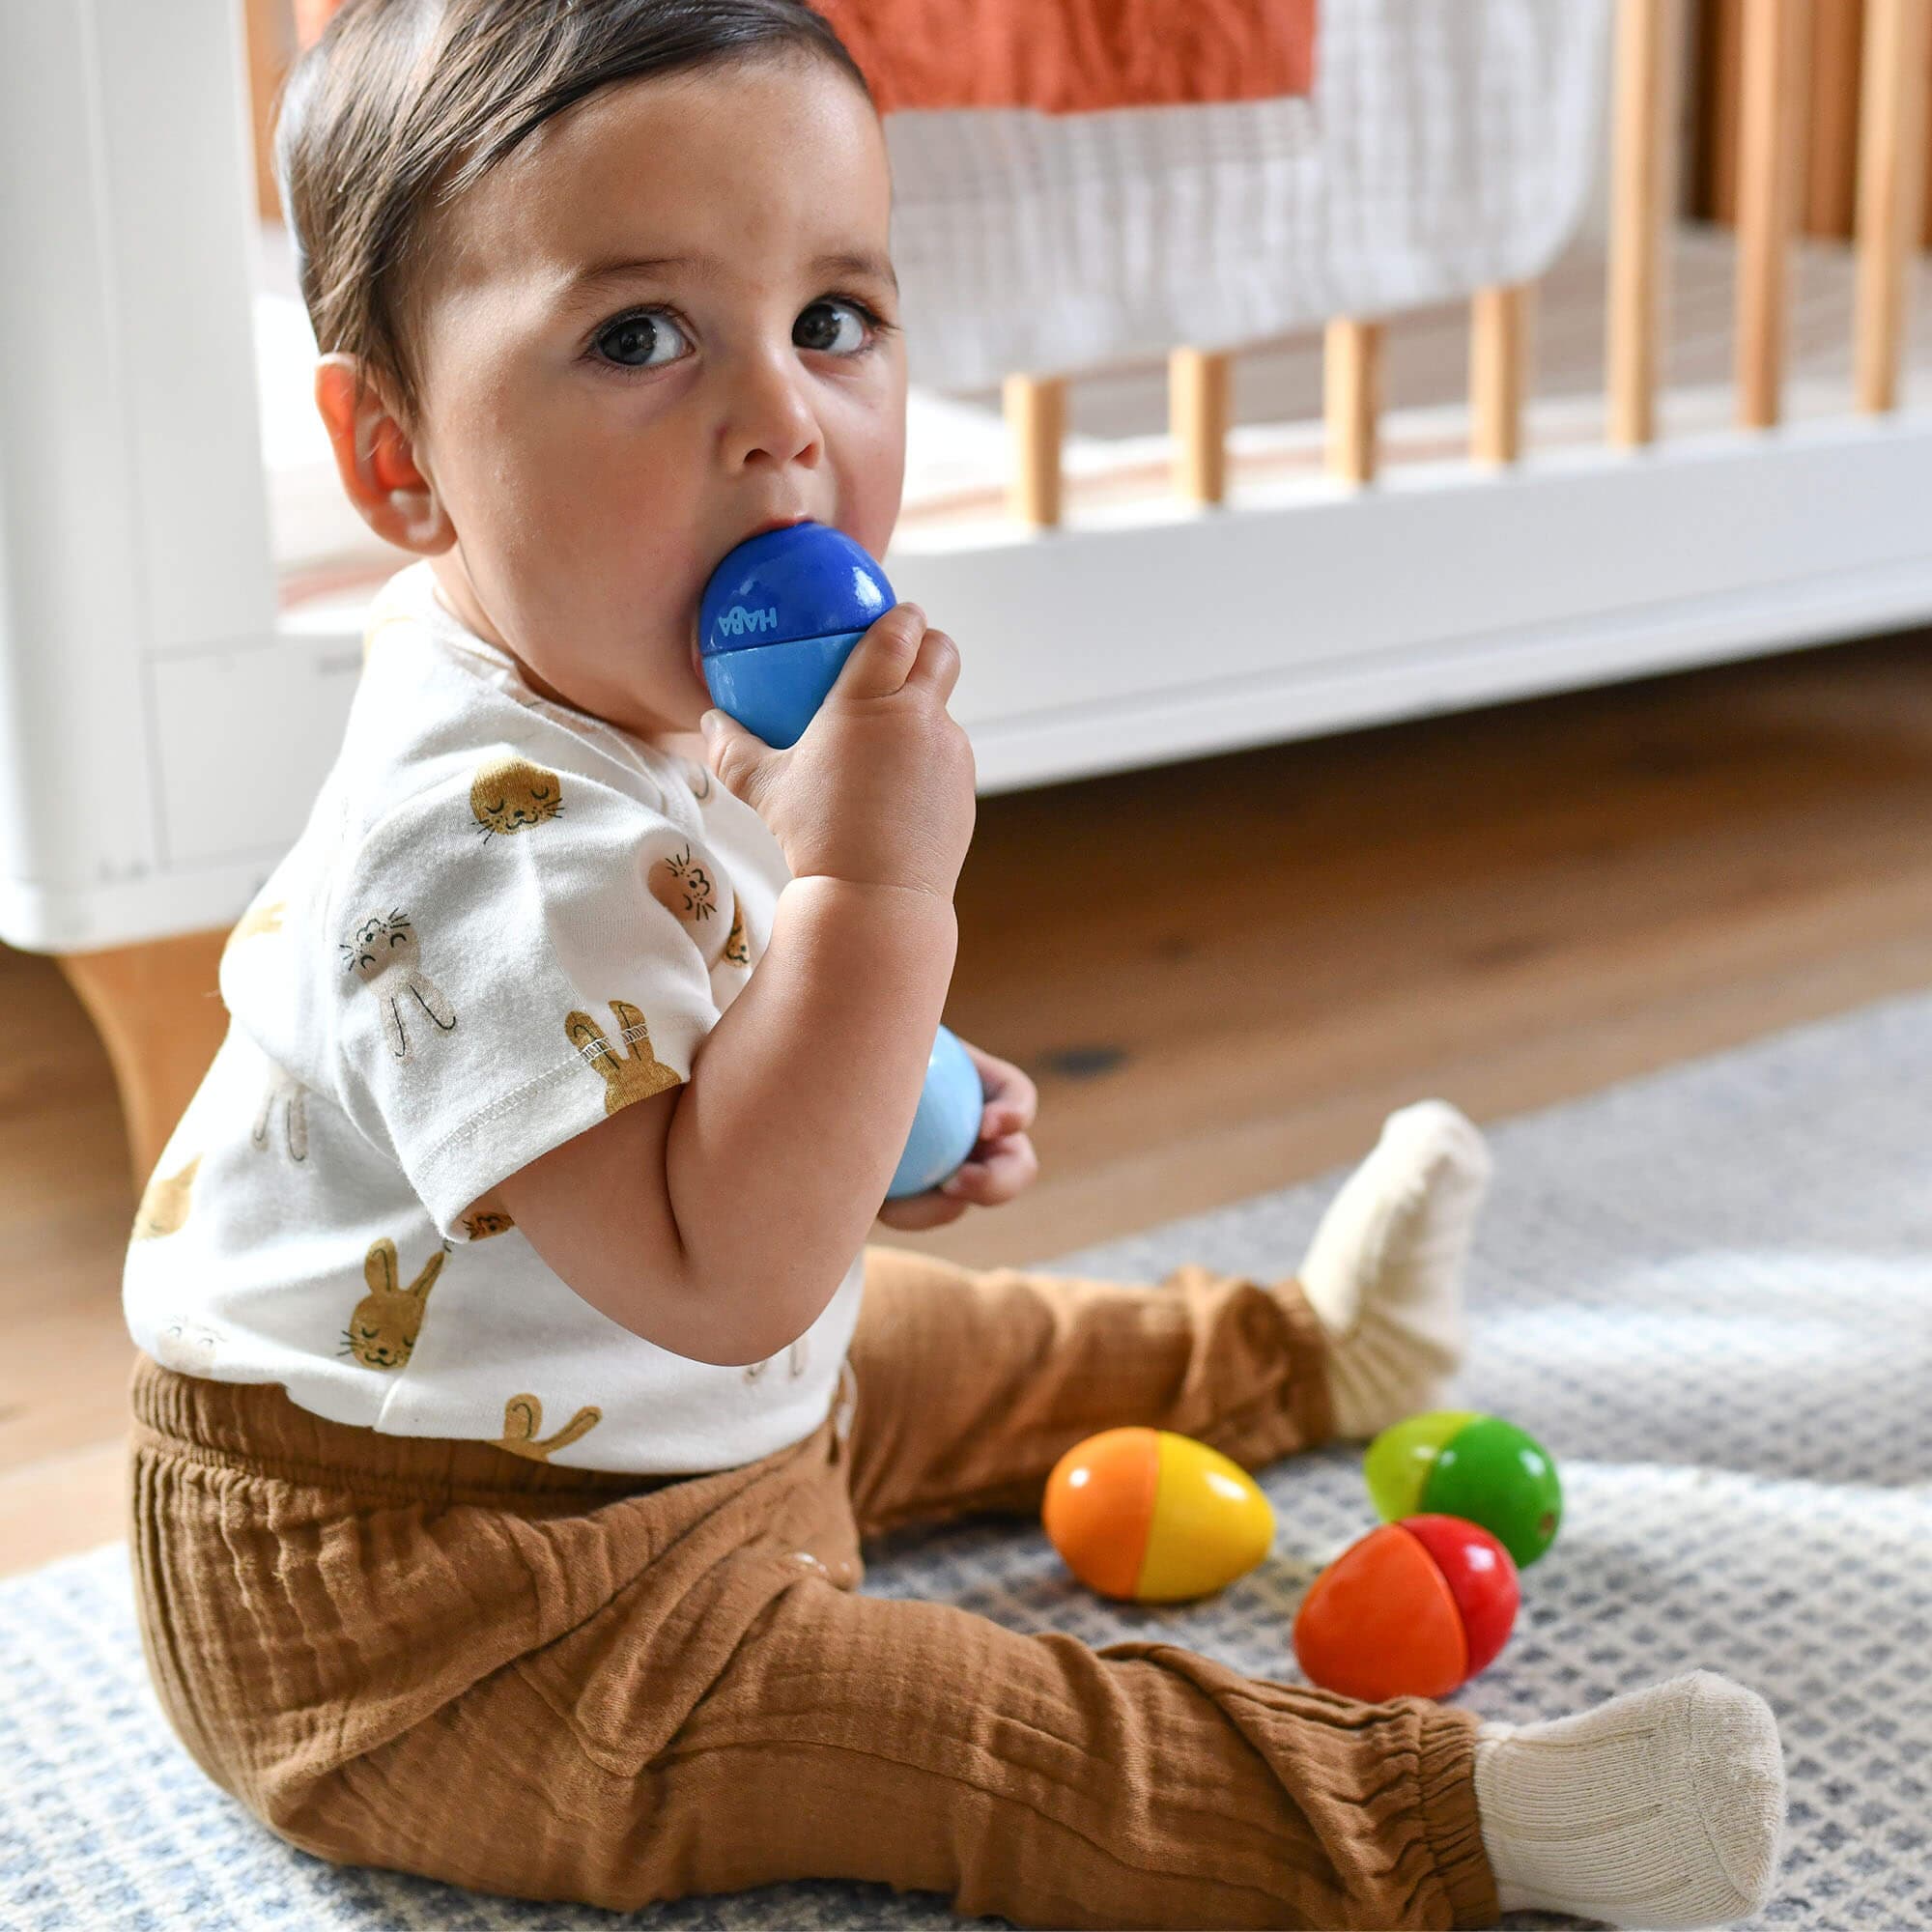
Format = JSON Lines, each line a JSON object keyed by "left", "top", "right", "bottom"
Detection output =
{"left": 846, "top": 464, "right": 904, "bottom": 564}
{"left": 835, "top": 386, "right": 908, "bottom": 554}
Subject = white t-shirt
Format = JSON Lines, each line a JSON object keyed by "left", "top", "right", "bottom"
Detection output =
{"left": 122, "top": 561, "right": 864, "bottom": 1474}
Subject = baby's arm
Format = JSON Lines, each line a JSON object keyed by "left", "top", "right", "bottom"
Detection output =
{"left": 494, "top": 606, "right": 973, "bottom": 1366}
{"left": 495, "top": 878, "right": 953, "bottom": 1363}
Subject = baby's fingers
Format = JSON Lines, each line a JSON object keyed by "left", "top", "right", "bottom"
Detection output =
{"left": 940, "top": 1133, "right": 1039, "bottom": 1206}
{"left": 699, "top": 708, "right": 781, "bottom": 810}
{"left": 979, "top": 1076, "right": 1038, "bottom": 1143}
{"left": 830, "top": 602, "right": 926, "bottom": 702}
{"left": 903, "top": 626, "right": 961, "bottom": 705}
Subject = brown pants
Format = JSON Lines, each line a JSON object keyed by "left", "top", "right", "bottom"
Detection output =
{"left": 128, "top": 1246, "right": 1498, "bottom": 1929}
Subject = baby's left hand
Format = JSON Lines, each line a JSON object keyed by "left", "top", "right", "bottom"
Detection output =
{"left": 874, "top": 1038, "right": 1039, "bottom": 1233}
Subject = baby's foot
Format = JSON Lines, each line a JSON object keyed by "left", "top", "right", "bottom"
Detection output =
{"left": 1295, "top": 1099, "right": 1492, "bottom": 1439}
{"left": 1474, "top": 1671, "right": 1787, "bottom": 1927}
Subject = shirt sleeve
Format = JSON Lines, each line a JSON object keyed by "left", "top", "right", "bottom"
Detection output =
{"left": 327, "top": 751, "right": 733, "bottom": 1242}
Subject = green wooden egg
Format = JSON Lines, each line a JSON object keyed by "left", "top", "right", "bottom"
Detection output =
{"left": 1364, "top": 1410, "right": 1563, "bottom": 1568}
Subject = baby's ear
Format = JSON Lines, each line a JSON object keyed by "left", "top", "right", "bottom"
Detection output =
{"left": 314, "top": 355, "right": 454, "bottom": 556}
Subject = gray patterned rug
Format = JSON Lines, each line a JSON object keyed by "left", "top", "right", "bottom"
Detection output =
{"left": 5, "top": 990, "right": 1930, "bottom": 1931}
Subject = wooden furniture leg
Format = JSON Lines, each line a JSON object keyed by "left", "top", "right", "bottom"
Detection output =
{"left": 57, "top": 931, "right": 229, "bottom": 1190}
{"left": 1004, "top": 375, "right": 1068, "bottom": 527}
{"left": 1170, "top": 347, "right": 1233, "bottom": 504}
{"left": 1324, "top": 319, "right": 1383, "bottom": 484}
{"left": 1470, "top": 284, "right": 1530, "bottom": 466}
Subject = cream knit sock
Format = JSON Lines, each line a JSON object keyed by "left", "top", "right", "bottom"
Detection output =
{"left": 1474, "top": 1671, "right": 1787, "bottom": 1928}
{"left": 1296, "top": 1099, "right": 1492, "bottom": 1438}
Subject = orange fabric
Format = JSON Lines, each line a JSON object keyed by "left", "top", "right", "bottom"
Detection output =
{"left": 297, "top": 2, "right": 1318, "bottom": 111}
{"left": 819, "top": 0, "right": 1318, "bottom": 113}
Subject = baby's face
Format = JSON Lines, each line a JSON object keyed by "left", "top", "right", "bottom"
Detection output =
{"left": 407, "top": 55, "right": 905, "bottom": 740}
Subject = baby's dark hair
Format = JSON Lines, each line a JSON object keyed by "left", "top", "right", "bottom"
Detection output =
{"left": 276, "top": 0, "right": 873, "bottom": 421}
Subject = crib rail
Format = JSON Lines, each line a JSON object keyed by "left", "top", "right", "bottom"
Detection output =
{"left": 1000, "top": 0, "right": 1932, "bottom": 527}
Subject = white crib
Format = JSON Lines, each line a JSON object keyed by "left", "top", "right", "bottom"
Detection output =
{"left": 2, "top": 0, "right": 1928, "bottom": 1171}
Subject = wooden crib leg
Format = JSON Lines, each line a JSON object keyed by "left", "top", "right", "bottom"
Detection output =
{"left": 1324, "top": 320, "right": 1383, "bottom": 485}
{"left": 57, "top": 932, "right": 228, "bottom": 1190}
{"left": 1004, "top": 375, "right": 1067, "bottom": 527}
{"left": 1170, "top": 348, "right": 1232, "bottom": 504}
{"left": 1470, "top": 286, "right": 1530, "bottom": 466}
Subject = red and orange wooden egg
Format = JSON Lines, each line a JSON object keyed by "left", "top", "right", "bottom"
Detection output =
{"left": 1292, "top": 1514, "right": 1520, "bottom": 1701}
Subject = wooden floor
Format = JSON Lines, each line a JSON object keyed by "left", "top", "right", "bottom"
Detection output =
{"left": 6, "top": 628, "right": 1932, "bottom": 1578}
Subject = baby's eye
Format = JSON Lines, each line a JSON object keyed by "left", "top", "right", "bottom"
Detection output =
{"left": 593, "top": 310, "right": 691, "bottom": 369}
{"left": 795, "top": 298, "right": 873, "bottom": 356}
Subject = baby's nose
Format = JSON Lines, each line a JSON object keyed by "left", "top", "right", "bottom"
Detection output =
{"left": 721, "top": 352, "right": 821, "bottom": 472}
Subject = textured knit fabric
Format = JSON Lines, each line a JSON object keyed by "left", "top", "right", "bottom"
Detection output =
{"left": 128, "top": 1242, "right": 1497, "bottom": 1930}
{"left": 1474, "top": 1673, "right": 1786, "bottom": 1927}
{"left": 121, "top": 560, "right": 863, "bottom": 1474}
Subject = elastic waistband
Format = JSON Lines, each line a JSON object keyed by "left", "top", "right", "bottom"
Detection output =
{"left": 128, "top": 1352, "right": 693, "bottom": 1504}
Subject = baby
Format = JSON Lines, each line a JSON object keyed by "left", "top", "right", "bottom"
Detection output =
{"left": 121, "top": 3, "right": 1786, "bottom": 1926}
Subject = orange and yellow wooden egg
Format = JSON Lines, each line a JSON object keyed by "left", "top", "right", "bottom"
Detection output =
{"left": 1042, "top": 1427, "right": 1275, "bottom": 1602}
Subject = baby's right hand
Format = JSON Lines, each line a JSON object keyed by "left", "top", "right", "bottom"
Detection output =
{"left": 700, "top": 603, "right": 977, "bottom": 899}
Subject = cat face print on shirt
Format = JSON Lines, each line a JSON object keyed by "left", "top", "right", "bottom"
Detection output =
{"left": 650, "top": 844, "right": 718, "bottom": 925}
{"left": 153, "top": 1317, "right": 223, "bottom": 1376}
{"left": 469, "top": 755, "right": 565, "bottom": 838}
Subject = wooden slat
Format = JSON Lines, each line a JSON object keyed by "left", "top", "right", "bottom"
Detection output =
{"left": 1854, "top": 0, "right": 1932, "bottom": 412}
{"left": 1168, "top": 349, "right": 1232, "bottom": 505}
{"left": 1609, "top": 0, "right": 1670, "bottom": 448}
{"left": 1925, "top": 25, "right": 1932, "bottom": 243}
{"left": 1470, "top": 285, "right": 1529, "bottom": 465}
{"left": 1324, "top": 320, "right": 1382, "bottom": 485}
{"left": 1003, "top": 376, "right": 1067, "bottom": 527}
{"left": 1735, "top": 0, "right": 1807, "bottom": 430}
